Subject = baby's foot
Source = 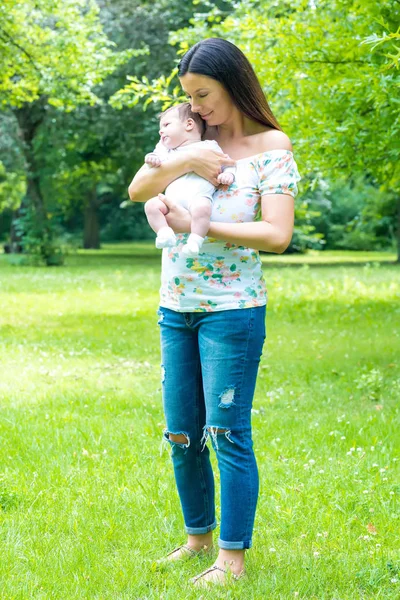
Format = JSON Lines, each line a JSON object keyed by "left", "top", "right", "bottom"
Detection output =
{"left": 182, "top": 233, "right": 204, "bottom": 257}
{"left": 182, "top": 241, "right": 200, "bottom": 257}
{"left": 155, "top": 226, "right": 177, "bottom": 249}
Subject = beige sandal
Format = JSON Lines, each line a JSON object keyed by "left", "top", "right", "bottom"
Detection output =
{"left": 190, "top": 564, "right": 245, "bottom": 587}
{"left": 156, "top": 544, "right": 213, "bottom": 565}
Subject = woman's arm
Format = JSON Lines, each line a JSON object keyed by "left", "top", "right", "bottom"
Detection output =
{"left": 128, "top": 149, "right": 236, "bottom": 203}
{"left": 208, "top": 194, "right": 294, "bottom": 253}
{"left": 128, "top": 153, "right": 192, "bottom": 203}
{"left": 163, "top": 192, "right": 294, "bottom": 254}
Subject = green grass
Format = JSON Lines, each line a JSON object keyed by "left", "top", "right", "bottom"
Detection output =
{"left": 0, "top": 245, "right": 399, "bottom": 599}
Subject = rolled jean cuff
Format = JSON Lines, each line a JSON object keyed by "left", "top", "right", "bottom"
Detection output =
{"left": 218, "top": 538, "right": 252, "bottom": 550}
{"left": 185, "top": 519, "right": 217, "bottom": 535}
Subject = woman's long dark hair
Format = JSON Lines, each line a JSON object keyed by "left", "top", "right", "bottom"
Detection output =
{"left": 178, "top": 38, "right": 282, "bottom": 131}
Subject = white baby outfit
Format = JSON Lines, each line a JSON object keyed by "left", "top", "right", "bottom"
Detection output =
{"left": 150, "top": 139, "right": 235, "bottom": 210}
{"left": 159, "top": 149, "right": 301, "bottom": 312}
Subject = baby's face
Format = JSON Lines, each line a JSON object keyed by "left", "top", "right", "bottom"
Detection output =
{"left": 159, "top": 109, "right": 187, "bottom": 149}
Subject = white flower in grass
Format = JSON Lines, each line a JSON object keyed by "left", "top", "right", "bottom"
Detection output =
{"left": 314, "top": 551, "right": 320, "bottom": 557}
{"left": 391, "top": 578, "right": 398, "bottom": 584}
{"left": 309, "top": 459, "right": 315, "bottom": 465}
{"left": 341, "top": 436, "right": 346, "bottom": 440}
{"left": 269, "top": 547, "right": 276, "bottom": 552}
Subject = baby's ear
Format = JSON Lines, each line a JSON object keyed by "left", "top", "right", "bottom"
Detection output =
{"left": 185, "top": 118, "right": 195, "bottom": 131}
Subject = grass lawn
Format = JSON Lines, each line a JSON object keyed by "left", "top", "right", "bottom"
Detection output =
{"left": 0, "top": 245, "right": 399, "bottom": 599}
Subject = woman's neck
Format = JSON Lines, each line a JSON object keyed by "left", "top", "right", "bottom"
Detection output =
{"left": 216, "top": 115, "right": 267, "bottom": 142}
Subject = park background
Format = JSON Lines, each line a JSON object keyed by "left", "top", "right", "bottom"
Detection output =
{"left": 0, "top": 0, "right": 399, "bottom": 598}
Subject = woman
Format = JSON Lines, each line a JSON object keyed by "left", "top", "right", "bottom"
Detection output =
{"left": 129, "top": 38, "right": 301, "bottom": 587}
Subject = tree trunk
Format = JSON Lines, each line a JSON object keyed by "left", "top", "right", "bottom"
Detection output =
{"left": 83, "top": 190, "right": 101, "bottom": 249}
{"left": 12, "top": 100, "right": 49, "bottom": 254}
{"left": 14, "top": 101, "right": 46, "bottom": 213}
{"left": 8, "top": 209, "right": 24, "bottom": 253}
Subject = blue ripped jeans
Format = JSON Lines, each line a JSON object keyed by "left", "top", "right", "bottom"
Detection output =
{"left": 158, "top": 305, "right": 266, "bottom": 550}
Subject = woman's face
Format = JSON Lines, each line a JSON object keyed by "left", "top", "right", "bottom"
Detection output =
{"left": 179, "top": 73, "right": 233, "bottom": 127}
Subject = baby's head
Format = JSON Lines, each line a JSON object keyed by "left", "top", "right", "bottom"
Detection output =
{"left": 158, "top": 103, "right": 205, "bottom": 149}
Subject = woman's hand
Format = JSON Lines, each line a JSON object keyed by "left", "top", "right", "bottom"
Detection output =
{"left": 187, "top": 149, "right": 236, "bottom": 186}
{"left": 159, "top": 194, "right": 191, "bottom": 234}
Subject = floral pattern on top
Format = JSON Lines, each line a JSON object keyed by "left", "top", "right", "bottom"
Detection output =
{"left": 160, "top": 149, "right": 301, "bottom": 312}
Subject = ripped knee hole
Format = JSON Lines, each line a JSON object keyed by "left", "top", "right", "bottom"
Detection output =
{"left": 207, "top": 427, "right": 228, "bottom": 434}
{"left": 169, "top": 433, "right": 189, "bottom": 444}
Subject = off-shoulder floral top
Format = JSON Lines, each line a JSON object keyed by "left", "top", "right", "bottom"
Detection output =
{"left": 159, "top": 149, "right": 301, "bottom": 312}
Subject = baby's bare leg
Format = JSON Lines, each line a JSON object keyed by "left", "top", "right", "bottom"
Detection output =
{"left": 189, "top": 198, "right": 212, "bottom": 238}
{"left": 181, "top": 198, "right": 212, "bottom": 257}
{"left": 144, "top": 197, "right": 169, "bottom": 233}
{"left": 145, "top": 197, "right": 176, "bottom": 249}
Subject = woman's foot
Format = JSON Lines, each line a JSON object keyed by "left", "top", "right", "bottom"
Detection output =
{"left": 190, "top": 562, "right": 245, "bottom": 587}
{"left": 190, "top": 549, "right": 245, "bottom": 586}
{"left": 156, "top": 543, "right": 212, "bottom": 565}
{"left": 156, "top": 532, "right": 213, "bottom": 565}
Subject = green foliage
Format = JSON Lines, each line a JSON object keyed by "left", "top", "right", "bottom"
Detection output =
{"left": 0, "top": 161, "right": 25, "bottom": 212}
{"left": 0, "top": 0, "right": 140, "bottom": 109}
{"left": 110, "top": 68, "right": 185, "bottom": 111}
{"left": 296, "top": 177, "right": 397, "bottom": 252}
{"left": 101, "top": 202, "right": 153, "bottom": 242}
{"left": 12, "top": 204, "right": 67, "bottom": 266}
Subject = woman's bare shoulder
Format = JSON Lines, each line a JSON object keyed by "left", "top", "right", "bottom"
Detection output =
{"left": 258, "top": 129, "right": 293, "bottom": 152}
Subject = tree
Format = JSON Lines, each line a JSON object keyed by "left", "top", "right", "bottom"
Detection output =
{"left": 0, "top": 0, "right": 136, "bottom": 262}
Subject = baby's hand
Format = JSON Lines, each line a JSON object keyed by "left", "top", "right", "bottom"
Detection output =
{"left": 217, "top": 172, "right": 234, "bottom": 186}
{"left": 145, "top": 153, "right": 161, "bottom": 168}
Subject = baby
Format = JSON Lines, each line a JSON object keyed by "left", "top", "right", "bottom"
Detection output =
{"left": 144, "top": 103, "right": 235, "bottom": 257}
